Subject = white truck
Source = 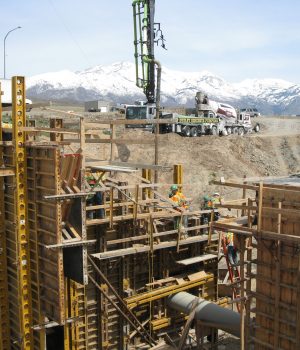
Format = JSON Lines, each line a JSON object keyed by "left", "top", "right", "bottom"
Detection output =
{"left": 159, "top": 91, "right": 260, "bottom": 137}
{"left": 0, "top": 79, "right": 32, "bottom": 111}
{"left": 124, "top": 101, "right": 155, "bottom": 128}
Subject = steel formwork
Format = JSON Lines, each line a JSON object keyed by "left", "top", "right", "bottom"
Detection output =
{"left": 0, "top": 77, "right": 221, "bottom": 350}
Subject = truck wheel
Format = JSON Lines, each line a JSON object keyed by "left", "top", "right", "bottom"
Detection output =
{"left": 183, "top": 126, "right": 191, "bottom": 137}
{"left": 211, "top": 126, "right": 218, "bottom": 136}
{"left": 221, "top": 129, "right": 228, "bottom": 136}
{"left": 238, "top": 127, "right": 245, "bottom": 136}
{"left": 254, "top": 124, "right": 260, "bottom": 133}
{"left": 233, "top": 127, "right": 238, "bottom": 135}
{"left": 197, "top": 126, "right": 202, "bottom": 136}
{"left": 191, "top": 127, "right": 197, "bottom": 137}
{"left": 226, "top": 127, "right": 232, "bottom": 135}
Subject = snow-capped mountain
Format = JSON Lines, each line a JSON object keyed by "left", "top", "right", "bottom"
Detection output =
{"left": 27, "top": 61, "right": 300, "bottom": 115}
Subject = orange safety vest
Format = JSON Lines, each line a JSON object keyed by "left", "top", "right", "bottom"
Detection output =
{"left": 226, "top": 232, "right": 234, "bottom": 246}
{"left": 171, "top": 192, "right": 188, "bottom": 210}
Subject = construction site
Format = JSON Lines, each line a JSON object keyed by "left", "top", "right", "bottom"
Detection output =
{"left": 1, "top": 1, "right": 300, "bottom": 350}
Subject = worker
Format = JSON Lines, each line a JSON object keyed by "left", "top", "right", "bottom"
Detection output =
{"left": 200, "top": 193, "right": 221, "bottom": 233}
{"left": 211, "top": 192, "right": 221, "bottom": 221}
{"left": 203, "top": 94, "right": 209, "bottom": 104}
{"left": 169, "top": 184, "right": 189, "bottom": 230}
{"left": 86, "top": 170, "right": 106, "bottom": 219}
{"left": 212, "top": 192, "right": 221, "bottom": 206}
{"left": 224, "top": 231, "right": 239, "bottom": 266}
{"left": 202, "top": 195, "right": 213, "bottom": 210}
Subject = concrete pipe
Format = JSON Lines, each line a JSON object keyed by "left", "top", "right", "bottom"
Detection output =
{"left": 167, "top": 292, "right": 240, "bottom": 337}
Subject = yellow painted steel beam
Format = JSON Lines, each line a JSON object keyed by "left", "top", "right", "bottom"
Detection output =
{"left": 12, "top": 76, "right": 33, "bottom": 349}
{"left": 142, "top": 169, "right": 152, "bottom": 199}
{"left": 125, "top": 274, "right": 214, "bottom": 309}
{"left": 70, "top": 281, "right": 79, "bottom": 350}
{"left": 64, "top": 279, "right": 70, "bottom": 350}
{"left": 0, "top": 82, "right": 11, "bottom": 350}
{"left": 173, "top": 164, "right": 183, "bottom": 191}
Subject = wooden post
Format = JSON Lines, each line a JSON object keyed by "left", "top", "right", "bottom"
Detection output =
{"left": 142, "top": 169, "right": 152, "bottom": 199}
{"left": 110, "top": 123, "right": 116, "bottom": 162}
{"left": 110, "top": 187, "right": 114, "bottom": 230}
{"left": 133, "top": 185, "right": 139, "bottom": 222}
{"left": 50, "top": 118, "right": 63, "bottom": 142}
{"left": 245, "top": 198, "right": 253, "bottom": 350}
{"left": 242, "top": 174, "right": 247, "bottom": 216}
{"left": 274, "top": 202, "right": 282, "bottom": 348}
{"left": 240, "top": 237, "right": 245, "bottom": 350}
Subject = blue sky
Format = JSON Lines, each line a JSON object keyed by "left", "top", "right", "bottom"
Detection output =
{"left": 2, "top": 0, "right": 300, "bottom": 83}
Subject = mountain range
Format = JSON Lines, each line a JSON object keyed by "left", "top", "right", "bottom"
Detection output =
{"left": 27, "top": 61, "right": 300, "bottom": 115}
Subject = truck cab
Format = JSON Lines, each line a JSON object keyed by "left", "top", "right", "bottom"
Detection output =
{"left": 125, "top": 102, "right": 156, "bottom": 128}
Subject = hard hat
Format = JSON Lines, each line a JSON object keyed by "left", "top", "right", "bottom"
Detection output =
{"left": 213, "top": 192, "right": 220, "bottom": 197}
{"left": 170, "top": 184, "right": 178, "bottom": 191}
{"left": 203, "top": 195, "right": 210, "bottom": 201}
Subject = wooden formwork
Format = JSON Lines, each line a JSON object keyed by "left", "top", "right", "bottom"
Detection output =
{"left": 255, "top": 184, "right": 300, "bottom": 350}
{"left": 212, "top": 179, "right": 300, "bottom": 350}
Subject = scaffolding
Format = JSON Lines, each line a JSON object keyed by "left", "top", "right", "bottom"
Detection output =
{"left": 0, "top": 77, "right": 222, "bottom": 350}
{"left": 1, "top": 77, "right": 300, "bottom": 350}
{"left": 211, "top": 178, "right": 300, "bottom": 350}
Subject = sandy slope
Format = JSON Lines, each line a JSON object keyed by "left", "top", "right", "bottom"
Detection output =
{"left": 111, "top": 116, "right": 300, "bottom": 206}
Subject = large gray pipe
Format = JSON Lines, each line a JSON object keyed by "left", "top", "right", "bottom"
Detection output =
{"left": 168, "top": 292, "right": 240, "bottom": 337}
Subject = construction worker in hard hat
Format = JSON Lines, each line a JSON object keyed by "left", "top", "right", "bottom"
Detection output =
{"left": 169, "top": 184, "right": 189, "bottom": 231}
{"left": 223, "top": 231, "right": 239, "bottom": 266}
{"left": 212, "top": 192, "right": 221, "bottom": 205}
{"left": 86, "top": 170, "right": 106, "bottom": 219}
{"left": 200, "top": 192, "right": 222, "bottom": 233}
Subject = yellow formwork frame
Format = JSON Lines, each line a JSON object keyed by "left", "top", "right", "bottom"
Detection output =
{"left": 142, "top": 169, "right": 152, "bottom": 199}
{"left": 12, "top": 76, "right": 33, "bottom": 349}
{"left": 173, "top": 164, "right": 183, "bottom": 191}
{"left": 64, "top": 279, "right": 70, "bottom": 349}
{"left": 0, "top": 83, "right": 11, "bottom": 350}
{"left": 70, "top": 281, "right": 79, "bottom": 350}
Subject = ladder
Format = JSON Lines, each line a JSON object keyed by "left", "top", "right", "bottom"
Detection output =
{"left": 221, "top": 236, "right": 241, "bottom": 313}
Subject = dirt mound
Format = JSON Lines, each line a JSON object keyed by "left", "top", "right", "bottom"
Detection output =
{"left": 107, "top": 117, "right": 300, "bottom": 207}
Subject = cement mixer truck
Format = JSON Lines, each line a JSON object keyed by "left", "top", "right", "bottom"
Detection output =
{"left": 159, "top": 91, "right": 260, "bottom": 136}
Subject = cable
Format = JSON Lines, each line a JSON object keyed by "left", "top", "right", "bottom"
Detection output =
{"left": 47, "top": 0, "right": 92, "bottom": 66}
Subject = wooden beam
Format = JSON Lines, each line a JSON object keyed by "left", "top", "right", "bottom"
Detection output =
{"left": 66, "top": 138, "right": 155, "bottom": 145}
{"left": 92, "top": 234, "right": 219, "bottom": 260}
{"left": 0, "top": 168, "right": 14, "bottom": 177}
{"left": 21, "top": 126, "right": 79, "bottom": 135}
{"left": 211, "top": 180, "right": 258, "bottom": 191}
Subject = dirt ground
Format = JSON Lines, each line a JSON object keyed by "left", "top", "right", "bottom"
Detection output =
{"left": 103, "top": 116, "right": 300, "bottom": 205}
{"left": 27, "top": 107, "right": 300, "bottom": 204}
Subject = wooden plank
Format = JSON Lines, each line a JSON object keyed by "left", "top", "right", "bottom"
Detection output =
{"left": 67, "top": 138, "right": 155, "bottom": 145}
{"left": 92, "top": 233, "right": 219, "bottom": 260}
{"left": 21, "top": 126, "right": 79, "bottom": 135}
{"left": 176, "top": 254, "right": 217, "bottom": 265}
{"left": 0, "top": 168, "right": 14, "bottom": 177}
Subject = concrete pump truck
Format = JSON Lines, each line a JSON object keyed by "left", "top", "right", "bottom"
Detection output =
{"left": 125, "top": 0, "right": 166, "bottom": 125}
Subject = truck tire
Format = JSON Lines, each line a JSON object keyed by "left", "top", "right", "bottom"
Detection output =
{"left": 183, "top": 126, "right": 191, "bottom": 137}
{"left": 238, "top": 127, "right": 245, "bottom": 136}
{"left": 197, "top": 125, "right": 202, "bottom": 136}
{"left": 221, "top": 129, "right": 228, "bottom": 136}
{"left": 211, "top": 126, "right": 218, "bottom": 136}
{"left": 226, "top": 127, "right": 232, "bottom": 135}
{"left": 191, "top": 127, "right": 197, "bottom": 137}
{"left": 254, "top": 124, "right": 260, "bottom": 133}
{"left": 233, "top": 127, "right": 238, "bottom": 135}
